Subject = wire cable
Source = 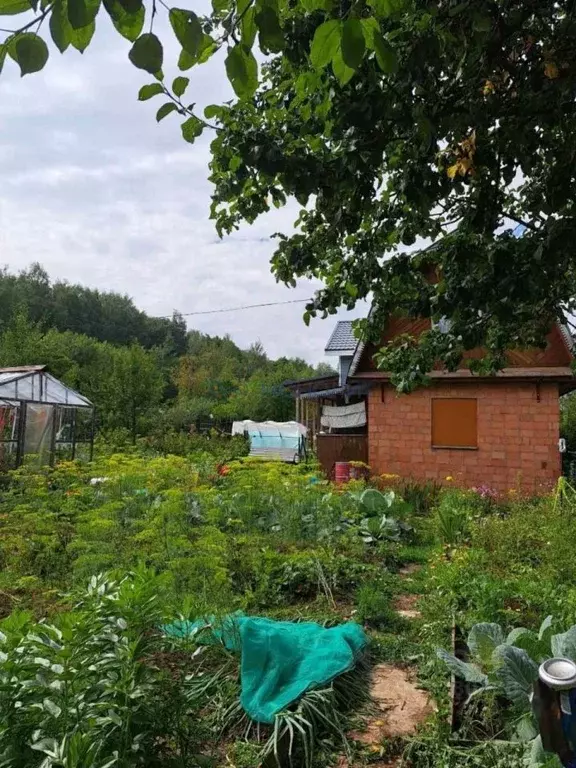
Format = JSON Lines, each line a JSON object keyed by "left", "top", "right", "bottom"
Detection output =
{"left": 159, "top": 298, "right": 311, "bottom": 319}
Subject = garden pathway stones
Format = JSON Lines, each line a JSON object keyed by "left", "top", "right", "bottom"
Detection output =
{"left": 348, "top": 663, "right": 434, "bottom": 744}
{"left": 395, "top": 562, "right": 423, "bottom": 618}
{"left": 393, "top": 593, "right": 421, "bottom": 620}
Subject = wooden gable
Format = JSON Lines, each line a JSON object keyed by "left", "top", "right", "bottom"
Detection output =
{"left": 354, "top": 314, "right": 572, "bottom": 375}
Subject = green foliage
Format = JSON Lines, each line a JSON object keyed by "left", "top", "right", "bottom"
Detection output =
{"left": 561, "top": 393, "right": 576, "bottom": 452}
{"left": 355, "top": 580, "right": 397, "bottom": 629}
{"left": 432, "top": 488, "right": 490, "bottom": 545}
{"left": 0, "top": 0, "right": 575, "bottom": 386}
{"left": 0, "top": 570, "right": 208, "bottom": 768}
{"left": 128, "top": 32, "right": 163, "bottom": 74}
{"left": 0, "top": 266, "right": 332, "bottom": 439}
{"left": 437, "top": 613, "right": 576, "bottom": 755}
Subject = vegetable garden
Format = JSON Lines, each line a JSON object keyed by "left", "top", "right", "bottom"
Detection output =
{"left": 1, "top": 444, "right": 576, "bottom": 768}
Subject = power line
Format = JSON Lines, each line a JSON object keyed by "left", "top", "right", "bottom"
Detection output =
{"left": 159, "top": 298, "right": 311, "bottom": 319}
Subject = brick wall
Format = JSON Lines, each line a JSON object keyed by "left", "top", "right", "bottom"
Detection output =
{"left": 367, "top": 381, "right": 561, "bottom": 493}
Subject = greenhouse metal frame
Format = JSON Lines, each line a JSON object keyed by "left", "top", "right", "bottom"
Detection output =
{"left": 0, "top": 366, "right": 95, "bottom": 468}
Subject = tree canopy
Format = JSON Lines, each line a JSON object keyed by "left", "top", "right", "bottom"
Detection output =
{"left": 1, "top": 1, "right": 575, "bottom": 388}
{"left": 0, "top": 266, "right": 331, "bottom": 434}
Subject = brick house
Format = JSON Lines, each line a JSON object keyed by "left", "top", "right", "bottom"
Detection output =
{"left": 288, "top": 317, "right": 575, "bottom": 493}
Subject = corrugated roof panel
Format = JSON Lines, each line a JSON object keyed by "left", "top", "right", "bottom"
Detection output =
{"left": 325, "top": 321, "right": 358, "bottom": 352}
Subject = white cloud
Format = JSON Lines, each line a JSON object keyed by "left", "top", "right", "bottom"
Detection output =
{"left": 0, "top": 15, "right": 367, "bottom": 363}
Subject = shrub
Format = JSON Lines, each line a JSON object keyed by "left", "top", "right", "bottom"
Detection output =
{"left": 0, "top": 570, "right": 208, "bottom": 768}
{"left": 432, "top": 489, "right": 481, "bottom": 545}
{"left": 355, "top": 581, "right": 398, "bottom": 629}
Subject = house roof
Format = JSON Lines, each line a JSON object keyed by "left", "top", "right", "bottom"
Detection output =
{"left": 325, "top": 321, "right": 357, "bottom": 353}
{"left": 284, "top": 375, "right": 339, "bottom": 395}
{"left": 298, "top": 382, "right": 372, "bottom": 400}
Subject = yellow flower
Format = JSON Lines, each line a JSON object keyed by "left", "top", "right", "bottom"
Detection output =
{"left": 445, "top": 475, "right": 454, "bottom": 482}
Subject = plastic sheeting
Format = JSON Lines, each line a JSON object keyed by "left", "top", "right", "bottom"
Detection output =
{"left": 321, "top": 401, "right": 366, "bottom": 430}
{"left": 24, "top": 404, "right": 54, "bottom": 465}
{"left": 231, "top": 421, "right": 307, "bottom": 462}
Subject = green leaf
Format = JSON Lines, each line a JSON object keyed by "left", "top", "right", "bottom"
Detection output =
{"left": 0, "top": 0, "right": 31, "bottom": 16}
{"left": 360, "top": 488, "right": 393, "bottom": 514}
{"left": 528, "top": 736, "right": 563, "bottom": 768}
{"left": 493, "top": 645, "right": 538, "bottom": 709}
{"left": 102, "top": 0, "right": 144, "bottom": 41}
{"left": 551, "top": 626, "right": 576, "bottom": 661}
{"left": 301, "top": 0, "right": 328, "bottom": 10}
{"left": 372, "top": 30, "right": 397, "bottom": 73}
{"left": 129, "top": 33, "right": 163, "bottom": 74}
{"left": 49, "top": 0, "right": 72, "bottom": 52}
{"left": 172, "top": 75, "right": 189, "bottom": 97}
{"left": 341, "top": 18, "right": 364, "bottom": 70}
{"left": 117, "top": 0, "right": 141, "bottom": 12}
{"left": 345, "top": 281, "right": 358, "bottom": 298}
{"left": 472, "top": 13, "right": 491, "bottom": 32}
{"left": 468, "top": 623, "right": 505, "bottom": 667}
{"left": 332, "top": 48, "right": 354, "bottom": 85}
{"left": 10, "top": 33, "right": 48, "bottom": 75}
{"left": 256, "top": 5, "right": 283, "bottom": 53}
{"left": 178, "top": 49, "right": 193, "bottom": 70}
{"left": 177, "top": 32, "right": 214, "bottom": 69}
{"left": 43, "top": 698, "right": 62, "bottom": 718}
{"left": 241, "top": 5, "right": 256, "bottom": 48}
{"left": 361, "top": 16, "right": 379, "bottom": 49}
{"left": 181, "top": 115, "right": 203, "bottom": 143}
{"left": 156, "top": 102, "right": 177, "bottom": 122}
{"left": 507, "top": 628, "right": 549, "bottom": 663}
{"left": 310, "top": 19, "right": 340, "bottom": 69}
{"left": 138, "top": 82, "right": 164, "bottom": 100}
{"left": 539, "top": 615, "right": 554, "bottom": 643}
{"left": 67, "top": 0, "right": 100, "bottom": 30}
{"left": 436, "top": 649, "right": 489, "bottom": 685}
{"left": 368, "top": 0, "right": 402, "bottom": 13}
{"left": 170, "top": 8, "right": 202, "bottom": 57}
{"left": 204, "top": 104, "right": 221, "bottom": 119}
{"left": 196, "top": 33, "right": 216, "bottom": 63}
{"left": 516, "top": 713, "right": 538, "bottom": 742}
{"left": 225, "top": 44, "right": 258, "bottom": 98}
{"left": 70, "top": 18, "right": 94, "bottom": 50}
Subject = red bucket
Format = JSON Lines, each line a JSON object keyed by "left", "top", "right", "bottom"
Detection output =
{"left": 334, "top": 461, "right": 351, "bottom": 484}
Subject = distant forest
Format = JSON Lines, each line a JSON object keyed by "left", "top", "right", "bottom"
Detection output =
{"left": 0, "top": 264, "right": 332, "bottom": 440}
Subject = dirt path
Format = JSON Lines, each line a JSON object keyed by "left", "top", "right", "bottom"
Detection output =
{"left": 349, "top": 663, "right": 434, "bottom": 745}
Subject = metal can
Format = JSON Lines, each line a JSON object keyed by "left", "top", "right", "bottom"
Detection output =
{"left": 539, "top": 658, "right": 576, "bottom": 762}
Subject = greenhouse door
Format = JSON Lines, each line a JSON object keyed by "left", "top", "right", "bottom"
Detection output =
{"left": 23, "top": 404, "right": 55, "bottom": 465}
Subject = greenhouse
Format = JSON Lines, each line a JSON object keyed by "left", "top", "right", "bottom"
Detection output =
{"left": 0, "top": 366, "right": 94, "bottom": 469}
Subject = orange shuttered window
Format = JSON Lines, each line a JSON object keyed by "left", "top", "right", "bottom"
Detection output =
{"left": 431, "top": 398, "right": 478, "bottom": 449}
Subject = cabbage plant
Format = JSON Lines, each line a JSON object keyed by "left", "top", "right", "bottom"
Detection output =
{"left": 437, "top": 617, "right": 576, "bottom": 767}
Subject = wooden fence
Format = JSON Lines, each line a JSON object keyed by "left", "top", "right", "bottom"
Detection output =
{"left": 315, "top": 434, "right": 368, "bottom": 479}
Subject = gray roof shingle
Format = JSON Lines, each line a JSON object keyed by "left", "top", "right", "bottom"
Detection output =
{"left": 325, "top": 321, "right": 358, "bottom": 353}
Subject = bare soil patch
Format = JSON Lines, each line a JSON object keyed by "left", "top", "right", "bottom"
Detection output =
{"left": 349, "top": 663, "right": 434, "bottom": 745}
{"left": 393, "top": 594, "right": 421, "bottom": 620}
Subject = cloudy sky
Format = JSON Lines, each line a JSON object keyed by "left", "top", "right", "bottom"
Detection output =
{"left": 0, "top": 11, "right": 368, "bottom": 363}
